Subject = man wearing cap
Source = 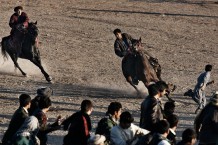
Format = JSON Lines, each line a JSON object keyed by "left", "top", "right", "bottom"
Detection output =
{"left": 28, "top": 87, "right": 53, "bottom": 115}
{"left": 9, "top": 6, "right": 29, "bottom": 34}
{"left": 194, "top": 92, "right": 218, "bottom": 145}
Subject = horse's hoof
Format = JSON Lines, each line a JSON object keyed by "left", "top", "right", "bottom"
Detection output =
{"left": 46, "top": 76, "right": 53, "bottom": 83}
{"left": 23, "top": 74, "right": 28, "bottom": 77}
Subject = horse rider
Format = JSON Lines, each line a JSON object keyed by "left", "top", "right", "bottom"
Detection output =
{"left": 113, "top": 28, "right": 139, "bottom": 84}
{"left": 7, "top": 6, "right": 29, "bottom": 55}
{"left": 9, "top": 6, "right": 29, "bottom": 35}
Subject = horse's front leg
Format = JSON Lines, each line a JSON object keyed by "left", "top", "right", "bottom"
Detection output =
{"left": 10, "top": 54, "right": 27, "bottom": 76}
{"left": 126, "top": 76, "right": 140, "bottom": 93}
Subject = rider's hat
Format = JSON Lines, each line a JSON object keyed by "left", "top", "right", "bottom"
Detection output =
{"left": 14, "top": 6, "right": 23, "bottom": 12}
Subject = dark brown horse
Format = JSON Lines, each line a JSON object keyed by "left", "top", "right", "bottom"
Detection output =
{"left": 1, "top": 22, "right": 52, "bottom": 83}
{"left": 122, "top": 38, "right": 175, "bottom": 100}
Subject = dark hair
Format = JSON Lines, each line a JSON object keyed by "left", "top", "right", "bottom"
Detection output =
{"left": 205, "top": 64, "right": 212, "bottom": 72}
{"left": 120, "top": 111, "right": 134, "bottom": 124}
{"left": 182, "top": 128, "right": 196, "bottom": 143}
{"left": 19, "top": 94, "right": 31, "bottom": 107}
{"left": 113, "top": 29, "right": 121, "bottom": 35}
{"left": 38, "top": 97, "right": 52, "bottom": 109}
{"left": 164, "top": 101, "right": 175, "bottom": 115}
{"left": 107, "top": 102, "right": 122, "bottom": 115}
{"left": 156, "top": 81, "right": 169, "bottom": 92}
{"left": 81, "top": 100, "right": 93, "bottom": 113}
{"left": 14, "top": 6, "right": 23, "bottom": 12}
{"left": 155, "top": 120, "right": 170, "bottom": 134}
{"left": 166, "top": 114, "right": 179, "bottom": 128}
{"left": 147, "top": 84, "right": 159, "bottom": 97}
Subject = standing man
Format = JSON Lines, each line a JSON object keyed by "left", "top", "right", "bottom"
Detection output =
{"left": 62, "top": 100, "right": 93, "bottom": 145}
{"left": 2, "top": 94, "right": 31, "bottom": 145}
{"left": 184, "top": 64, "right": 214, "bottom": 114}
{"left": 139, "top": 81, "right": 168, "bottom": 132}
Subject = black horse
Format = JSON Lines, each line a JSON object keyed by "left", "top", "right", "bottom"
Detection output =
{"left": 1, "top": 22, "right": 52, "bottom": 82}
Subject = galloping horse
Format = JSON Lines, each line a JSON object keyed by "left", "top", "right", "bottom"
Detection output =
{"left": 1, "top": 22, "right": 52, "bottom": 83}
{"left": 122, "top": 38, "right": 175, "bottom": 100}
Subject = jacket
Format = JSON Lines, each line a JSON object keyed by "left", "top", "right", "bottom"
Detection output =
{"left": 140, "top": 96, "right": 163, "bottom": 132}
{"left": 62, "top": 111, "right": 92, "bottom": 145}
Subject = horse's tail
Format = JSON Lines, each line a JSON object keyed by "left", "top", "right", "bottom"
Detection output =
{"left": 1, "top": 37, "right": 9, "bottom": 60}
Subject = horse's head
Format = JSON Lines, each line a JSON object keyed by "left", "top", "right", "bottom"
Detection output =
{"left": 27, "top": 21, "right": 39, "bottom": 40}
{"left": 131, "top": 37, "right": 143, "bottom": 53}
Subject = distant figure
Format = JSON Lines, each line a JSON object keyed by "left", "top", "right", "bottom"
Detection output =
{"left": 95, "top": 102, "right": 122, "bottom": 144}
{"left": 194, "top": 92, "right": 218, "bottom": 145}
{"left": 62, "top": 100, "right": 93, "bottom": 145}
{"left": 2, "top": 94, "right": 31, "bottom": 145}
{"left": 140, "top": 81, "right": 168, "bottom": 132}
{"left": 110, "top": 111, "right": 150, "bottom": 145}
{"left": 184, "top": 64, "right": 214, "bottom": 114}
{"left": 149, "top": 120, "right": 171, "bottom": 145}
{"left": 29, "top": 87, "right": 53, "bottom": 115}
{"left": 88, "top": 134, "right": 106, "bottom": 145}
{"left": 12, "top": 116, "right": 40, "bottom": 145}
{"left": 176, "top": 128, "right": 197, "bottom": 145}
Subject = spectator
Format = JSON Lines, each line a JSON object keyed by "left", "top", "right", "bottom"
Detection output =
{"left": 95, "top": 102, "right": 122, "bottom": 144}
{"left": 88, "top": 134, "right": 106, "bottom": 145}
{"left": 2, "top": 94, "right": 31, "bottom": 145}
{"left": 62, "top": 100, "right": 93, "bottom": 145}
{"left": 177, "top": 128, "right": 197, "bottom": 145}
{"left": 163, "top": 101, "right": 175, "bottom": 119}
{"left": 149, "top": 120, "right": 171, "bottom": 145}
{"left": 33, "top": 97, "right": 61, "bottom": 145}
{"left": 12, "top": 116, "right": 40, "bottom": 145}
{"left": 140, "top": 81, "right": 168, "bottom": 132}
{"left": 166, "top": 114, "right": 179, "bottom": 145}
{"left": 194, "top": 92, "right": 218, "bottom": 145}
{"left": 29, "top": 87, "right": 53, "bottom": 115}
{"left": 110, "top": 111, "right": 150, "bottom": 145}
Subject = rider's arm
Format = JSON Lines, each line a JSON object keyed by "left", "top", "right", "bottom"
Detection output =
{"left": 9, "top": 14, "right": 16, "bottom": 28}
{"left": 21, "top": 12, "right": 29, "bottom": 28}
{"left": 114, "top": 41, "right": 124, "bottom": 57}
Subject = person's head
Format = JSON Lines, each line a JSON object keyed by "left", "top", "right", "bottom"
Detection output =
{"left": 88, "top": 134, "right": 106, "bottom": 145}
{"left": 182, "top": 128, "right": 197, "bottom": 145}
{"left": 113, "top": 28, "right": 122, "bottom": 39}
{"left": 205, "top": 64, "right": 212, "bottom": 72}
{"left": 166, "top": 114, "right": 179, "bottom": 129}
{"left": 81, "top": 100, "right": 93, "bottom": 115}
{"left": 14, "top": 6, "right": 23, "bottom": 16}
{"left": 119, "top": 111, "right": 134, "bottom": 129}
{"left": 147, "top": 84, "right": 159, "bottom": 97}
{"left": 155, "top": 120, "right": 170, "bottom": 135}
{"left": 107, "top": 102, "right": 122, "bottom": 120}
{"left": 210, "top": 91, "right": 218, "bottom": 106}
{"left": 19, "top": 94, "right": 31, "bottom": 108}
{"left": 38, "top": 97, "right": 52, "bottom": 112}
{"left": 156, "top": 81, "right": 169, "bottom": 97}
{"left": 164, "top": 101, "right": 176, "bottom": 115}
{"left": 37, "top": 87, "right": 53, "bottom": 98}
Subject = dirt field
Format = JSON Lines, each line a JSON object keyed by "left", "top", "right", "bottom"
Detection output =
{"left": 0, "top": 0, "right": 218, "bottom": 144}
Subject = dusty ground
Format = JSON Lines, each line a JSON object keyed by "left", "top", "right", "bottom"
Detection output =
{"left": 0, "top": 0, "right": 218, "bottom": 144}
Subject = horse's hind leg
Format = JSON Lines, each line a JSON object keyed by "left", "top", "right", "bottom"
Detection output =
{"left": 30, "top": 58, "right": 52, "bottom": 83}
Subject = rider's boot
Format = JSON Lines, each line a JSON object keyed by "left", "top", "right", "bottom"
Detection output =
{"left": 132, "top": 76, "right": 139, "bottom": 85}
